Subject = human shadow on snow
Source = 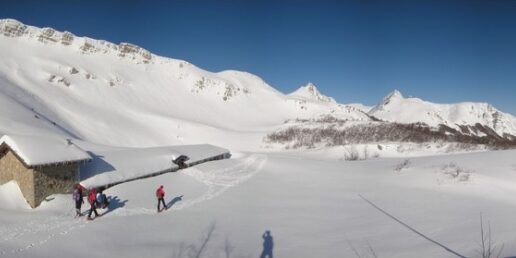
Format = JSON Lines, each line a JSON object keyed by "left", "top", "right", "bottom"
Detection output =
{"left": 260, "top": 230, "right": 274, "bottom": 258}
{"left": 167, "top": 195, "right": 184, "bottom": 209}
{"left": 101, "top": 196, "right": 128, "bottom": 216}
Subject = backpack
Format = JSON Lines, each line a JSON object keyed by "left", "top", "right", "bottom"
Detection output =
{"left": 156, "top": 189, "right": 160, "bottom": 198}
{"left": 88, "top": 192, "right": 96, "bottom": 204}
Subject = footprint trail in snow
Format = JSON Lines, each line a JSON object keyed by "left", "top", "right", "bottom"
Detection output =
{"left": 0, "top": 210, "right": 87, "bottom": 256}
{"left": 176, "top": 154, "right": 267, "bottom": 209}
{"left": 107, "top": 154, "right": 266, "bottom": 216}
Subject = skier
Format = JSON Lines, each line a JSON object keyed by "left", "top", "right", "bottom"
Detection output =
{"left": 87, "top": 188, "right": 99, "bottom": 220}
{"left": 72, "top": 184, "right": 84, "bottom": 217}
{"left": 260, "top": 230, "right": 274, "bottom": 258}
{"left": 156, "top": 185, "right": 167, "bottom": 212}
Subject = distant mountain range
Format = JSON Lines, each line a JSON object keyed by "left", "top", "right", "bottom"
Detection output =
{"left": 1, "top": 18, "right": 515, "bottom": 151}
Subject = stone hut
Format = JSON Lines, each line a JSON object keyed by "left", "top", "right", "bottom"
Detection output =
{"left": 0, "top": 135, "right": 91, "bottom": 207}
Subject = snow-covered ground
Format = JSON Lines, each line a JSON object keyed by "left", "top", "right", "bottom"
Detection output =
{"left": 2, "top": 150, "right": 516, "bottom": 258}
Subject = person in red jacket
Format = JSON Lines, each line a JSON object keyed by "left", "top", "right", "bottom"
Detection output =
{"left": 87, "top": 188, "right": 99, "bottom": 220}
{"left": 156, "top": 185, "right": 167, "bottom": 212}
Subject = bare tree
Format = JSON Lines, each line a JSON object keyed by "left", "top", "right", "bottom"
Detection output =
{"left": 224, "top": 235, "right": 235, "bottom": 258}
{"left": 264, "top": 120, "right": 516, "bottom": 150}
{"left": 346, "top": 239, "right": 362, "bottom": 258}
{"left": 189, "top": 221, "right": 216, "bottom": 258}
{"left": 171, "top": 242, "right": 188, "bottom": 258}
{"left": 478, "top": 213, "right": 504, "bottom": 258}
{"left": 363, "top": 146, "right": 369, "bottom": 160}
{"left": 394, "top": 159, "right": 410, "bottom": 172}
{"left": 366, "top": 242, "right": 378, "bottom": 258}
{"left": 345, "top": 238, "right": 378, "bottom": 258}
{"left": 344, "top": 146, "right": 360, "bottom": 161}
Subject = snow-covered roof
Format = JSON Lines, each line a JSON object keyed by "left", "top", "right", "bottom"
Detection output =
{"left": 0, "top": 135, "right": 91, "bottom": 167}
{"left": 80, "top": 144, "right": 230, "bottom": 188}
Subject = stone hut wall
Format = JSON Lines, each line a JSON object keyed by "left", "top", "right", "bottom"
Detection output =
{"left": 33, "top": 163, "right": 79, "bottom": 207}
{"left": 0, "top": 149, "right": 36, "bottom": 207}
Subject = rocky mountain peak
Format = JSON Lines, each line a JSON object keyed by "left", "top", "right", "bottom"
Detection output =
{"left": 0, "top": 19, "right": 27, "bottom": 37}
{"left": 369, "top": 89, "right": 404, "bottom": 113}
{"left": 0, "top": 18, "right": 152, "bottom": 63}
{"left": 385, "top": 89, "right": 403, "bottom": 100}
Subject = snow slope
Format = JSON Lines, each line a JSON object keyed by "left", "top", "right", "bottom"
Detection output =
{"left": 0, "top": 181, "right": 31, "bottom": 210}
{"left": 0, "top": 76, "right": 70, "bottom": 139}
{"left": 0, "top": 19, "right": 370, "bottom": 150}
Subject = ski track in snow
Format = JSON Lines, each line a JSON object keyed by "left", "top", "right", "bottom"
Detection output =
{"left": 0, "top": 209, "right": 87, "bottom": 257}
{"left": 107, "top": 154, "right": 267, "bottom": 217}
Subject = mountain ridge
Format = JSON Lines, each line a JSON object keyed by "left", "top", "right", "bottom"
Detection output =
{"left": 368, "top": 90, "right": 516, "bottom": 138}
{"left": 1, "top": 18, "right": 515, "bottom": 151}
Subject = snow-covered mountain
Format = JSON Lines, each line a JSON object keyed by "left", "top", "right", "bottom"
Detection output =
{"left": 0, "top": 18, "right": 515, "bottom": 151}
{"left": 288, "top": 82, "right": 336, "bottom": 103}
{"left": 347, "top": 103, "right": 373, "bottom": 113}
{"left": 369, "top": 90, "right": 516, "bottom": 139}
{"left": 0, "top": 19, "right": 369, "bottom": 149}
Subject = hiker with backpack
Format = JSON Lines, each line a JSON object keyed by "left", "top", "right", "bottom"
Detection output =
{"left": 87, "top": 188, "right": 99, "bottom": 220}
{"left": 96, "top": 189, "right": 109, "bottom": 209}
{"left": 73, "top": 184, "right": 84, "bottom": 217}
{"left": 156, "top": 185, "right": 167, "bottom": 212}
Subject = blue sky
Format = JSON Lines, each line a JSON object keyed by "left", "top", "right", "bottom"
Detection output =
{"left": 2, "top": 0, "right": 516, "bottom": 114}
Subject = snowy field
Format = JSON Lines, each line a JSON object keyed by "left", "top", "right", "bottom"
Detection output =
{"left": 2, "top": 150, "right": 516, "bottom": 258}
